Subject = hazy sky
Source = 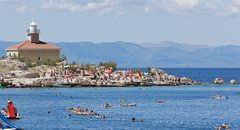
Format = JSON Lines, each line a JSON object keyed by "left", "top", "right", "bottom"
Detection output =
{"left": 1, "top": 0, "right": 240, "bottom": 45}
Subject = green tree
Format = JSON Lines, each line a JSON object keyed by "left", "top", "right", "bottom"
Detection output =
{"left": 60, "top": 54, "right": 67, "bottom": 61}
{"left": 98, "top": 61, "right": 117, "bottom": 71}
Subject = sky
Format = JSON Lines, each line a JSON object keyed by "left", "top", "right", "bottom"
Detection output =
{"left": 1, "top": 0, "right": 240, "bottom": 45}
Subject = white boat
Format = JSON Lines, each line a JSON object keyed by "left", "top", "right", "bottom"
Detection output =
{"left": 120, "top": 103, "right": 137, "bottom": 107}
{"left": 128, "top": 103, "right": 137, "bottom": 106}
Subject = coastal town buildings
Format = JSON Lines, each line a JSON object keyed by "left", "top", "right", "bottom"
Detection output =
{"left": 6, "top": 21, "right": 60, "bottom": 62}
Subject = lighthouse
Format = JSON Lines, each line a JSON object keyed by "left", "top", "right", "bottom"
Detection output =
{"left": 27, "top": 21, "right": 40, "bottom": 43}
{"left": 6, "top": 21, "right": 60, "bottom": 62}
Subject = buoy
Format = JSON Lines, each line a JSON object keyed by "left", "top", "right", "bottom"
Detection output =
{"left": 48, "top": 110, "right": 51, "bottom": 114}
{"left": 131, "top": 117, "right": 136, "bottom": 122}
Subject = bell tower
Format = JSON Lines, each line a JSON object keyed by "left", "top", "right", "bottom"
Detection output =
{"left": 27, "top": 21, "right": 40, "bottom": 43}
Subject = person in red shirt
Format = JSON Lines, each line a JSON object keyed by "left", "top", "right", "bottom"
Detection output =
{"left": 7, "top": 99, "right": 17, "bottom": 118}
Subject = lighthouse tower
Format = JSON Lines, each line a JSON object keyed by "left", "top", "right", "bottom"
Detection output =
{"left": 27, "top": 21, "right": 40, "bottom": 43}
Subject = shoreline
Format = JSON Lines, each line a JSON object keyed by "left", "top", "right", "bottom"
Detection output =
{"left": 1, "top": 80, "right": 200, "bottom": 88}
{"left": 2, "top": 82, "right": 238, "bottom": 89}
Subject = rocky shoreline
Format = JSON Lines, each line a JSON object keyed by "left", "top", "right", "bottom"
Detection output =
{"left": 0, "top": 58, "right": 204, "bottom": 88}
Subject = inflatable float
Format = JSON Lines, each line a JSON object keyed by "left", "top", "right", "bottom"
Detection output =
{"left": 0, "top": 113, "right": 22, "bottom": 130}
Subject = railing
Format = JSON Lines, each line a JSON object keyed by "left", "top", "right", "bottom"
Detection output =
{"left": 26, "top": 29, "right": 40, "bottom": 33}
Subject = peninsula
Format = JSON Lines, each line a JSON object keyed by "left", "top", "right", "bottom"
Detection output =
{"left": 0, "top": 58, "right": 198, "bottom": 88}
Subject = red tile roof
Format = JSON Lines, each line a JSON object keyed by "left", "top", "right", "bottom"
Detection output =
{"left": 6, "top": 40, "right": 60, "bottom": 50}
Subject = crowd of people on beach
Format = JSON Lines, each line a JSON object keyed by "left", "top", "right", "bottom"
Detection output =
{"left": 0, "top": 58, "right": 199, "bottom": 87}
{"left": 57, "top": 64, "right": 197, "bottom": 87}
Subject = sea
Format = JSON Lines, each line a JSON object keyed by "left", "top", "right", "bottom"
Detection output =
{"left": 1, "top": 68, "right": 240, "bottom": 130}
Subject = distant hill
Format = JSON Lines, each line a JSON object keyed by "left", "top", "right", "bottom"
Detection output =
{"left": 1, "top": 41, "right": 240, "bottom": 68}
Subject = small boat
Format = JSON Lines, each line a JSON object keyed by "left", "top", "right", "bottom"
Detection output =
{"left": 128, "top": 103, "right": 137, "bottom": 106}
{"left": 156, "top": 100, "right": 165, "bottom": 103}
{"left": 120, "top": 103, "right": 137, "bottom": 107}
{"left": 7, "top": 116, "right": 20, "bottom": 120}
{"left": 0, "top": 113, "right": 22, "bottom": 130}
{"left": 4, "top": 113, "right": 20, "bottom": 120}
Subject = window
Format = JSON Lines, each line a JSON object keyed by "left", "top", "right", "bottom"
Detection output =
{"left": 38, "top": 57, "right": 41, "bottom": 61}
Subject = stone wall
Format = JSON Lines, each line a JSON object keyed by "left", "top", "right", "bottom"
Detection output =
{"left": 18, "top": 49, "right": 60, "bottom": 62}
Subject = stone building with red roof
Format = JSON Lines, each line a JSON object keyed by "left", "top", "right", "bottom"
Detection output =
{"left": 6, "top": 21, "right": 60, "bottom": 62}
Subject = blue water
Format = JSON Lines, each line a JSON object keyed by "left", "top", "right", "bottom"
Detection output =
{"left": 163, "top": 68, "right": 240, "bottom": 83}
{"left": 1, "top": 69, "right": 240, "bottom": 130}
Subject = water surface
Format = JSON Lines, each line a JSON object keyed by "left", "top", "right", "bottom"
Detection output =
{"left": 1, "top": 85, "right": 240, "bottom": 130}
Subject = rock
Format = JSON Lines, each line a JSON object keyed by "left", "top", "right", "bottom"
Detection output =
{"left": 230, "top": 79, "right": 238, "bottom": 84}
{"left": 17, "top": 64, "right": 28, "bottom": 71}
{"left": 213, "top": 78, "right": 224, "bottom": 84}
{"left": 157, "top": 69, "right": 165, "bottom": 74}
{"left": 22, "top": 72, "right": 40, "bottom": 78}
{"left": 179, "top": 77, "right": 193, "bottom": 85}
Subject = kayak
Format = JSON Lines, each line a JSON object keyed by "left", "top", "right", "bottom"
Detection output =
{"left": 5, "top": 113, "right": 20, "bottom": 120}
{"left": 7, "top": 116, "right": 20, "bottom": 120}
{"left": 0, "top": 113, "right": 22, "bottom": 130}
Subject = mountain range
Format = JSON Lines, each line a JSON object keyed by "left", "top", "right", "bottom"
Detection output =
{"left": 0, "top": 41, "right": 240, "bottom": 68}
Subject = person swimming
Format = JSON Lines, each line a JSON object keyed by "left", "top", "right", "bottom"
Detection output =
{"left": 131, "top": 117, "right": 136, "bottom": 122}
